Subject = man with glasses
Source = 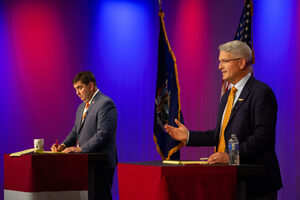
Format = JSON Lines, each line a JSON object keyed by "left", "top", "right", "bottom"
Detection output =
{"left": 165, "top": 40, "right": 282, "bottom": 199}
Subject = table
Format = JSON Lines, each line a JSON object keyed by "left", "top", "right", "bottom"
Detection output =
{"left": 118, "top": 161, "right": 265, "bottom": 200}
{"left": 4, "top": 153, "right": 107, "bottom": 200}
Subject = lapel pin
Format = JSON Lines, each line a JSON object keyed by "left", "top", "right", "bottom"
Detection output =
{"left": 238, "top": 98, "right": 244, "bottom": 101}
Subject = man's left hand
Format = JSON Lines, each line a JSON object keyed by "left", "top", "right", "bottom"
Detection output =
{"left": 208, "top": 152, "right": 229, "bottom": 164}
{"left": 62, "top": 147, "right": 82, "bottom": 153}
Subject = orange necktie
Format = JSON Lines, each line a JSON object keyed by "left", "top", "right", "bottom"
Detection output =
{"left": 218, "top": 87, "right": 237, "bottom": 152}
{"left": 82, "top": 102, "right": 90, "bottom": 122}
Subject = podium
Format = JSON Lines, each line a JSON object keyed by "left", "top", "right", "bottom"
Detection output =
{"left": 118, "top": 161, "right": 265, "bottom": 200}
{"left": 4, "top": 153, "right": 107, "bottom": 200}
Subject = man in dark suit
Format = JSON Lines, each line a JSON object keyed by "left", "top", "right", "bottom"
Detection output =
{"left": 51, "top": 71, "right": 117, "bottom": 200}
{"left": 165, "top": 41, "right": 282, "bottom": 199}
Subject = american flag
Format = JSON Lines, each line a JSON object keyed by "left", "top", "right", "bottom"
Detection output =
{"left": 221, "top": 0, "right": 254, "bottom": 96}
{"left": 234, "top": 0, "right": 254, "bottom": 50}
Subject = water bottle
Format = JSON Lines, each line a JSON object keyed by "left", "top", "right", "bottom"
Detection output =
{"left": 228, "top": 134, "right": 240, "bottom": 165}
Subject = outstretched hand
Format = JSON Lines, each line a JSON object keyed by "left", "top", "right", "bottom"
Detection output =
{"left": 164, "top": 119, "right": 189, "bottom": 142}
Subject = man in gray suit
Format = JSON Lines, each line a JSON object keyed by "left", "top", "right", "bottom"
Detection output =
{"left": 51, "top": 71, "right": 118, "bottom": 200}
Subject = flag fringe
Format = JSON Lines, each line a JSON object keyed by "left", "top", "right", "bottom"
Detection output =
{"left": 153, "top": 134, "right": 166, "bottom": 160}
{"left": 166, "top": 142, "right": 185, "bottom": 160}
{"left": 159, "top": 11, "right": 182, "bottom": 121}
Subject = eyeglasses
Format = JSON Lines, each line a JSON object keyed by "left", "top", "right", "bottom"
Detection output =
{"left": 218, "top": 58, "right": 241, "bottom": 65}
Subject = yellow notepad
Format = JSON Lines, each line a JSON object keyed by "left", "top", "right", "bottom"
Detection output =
{"left": 39, "top": 151, "right": 65, "bottom": 154}
{"left": 163, "top": 160, "right": 208, "bottom": 165}
{"left": 9, "top": 148, "right": 36, "bottom": 157}
{"left": 9, "top": 149, "right": 66, "bottom": 156}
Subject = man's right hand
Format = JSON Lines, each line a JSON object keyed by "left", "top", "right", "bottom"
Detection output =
{"left": 164, "top": 119, "right": 189, "bottom": 142}
{"left": 51, "top": 144, "right": 66, "bottom": 152}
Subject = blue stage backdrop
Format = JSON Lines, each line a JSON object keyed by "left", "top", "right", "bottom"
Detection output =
{"left": 0, "top": 0, "right": 299, "bottom": 199}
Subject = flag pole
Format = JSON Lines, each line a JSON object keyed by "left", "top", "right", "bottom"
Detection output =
{"left": 159, "top": 0, "right": 162, "bottom": 12}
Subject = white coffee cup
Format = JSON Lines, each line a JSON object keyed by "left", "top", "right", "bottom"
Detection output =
{"left": 34, "top": 139, "right": 44, "bottom": 153}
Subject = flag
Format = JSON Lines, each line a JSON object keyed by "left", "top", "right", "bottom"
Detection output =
{"left": 154, "top": 10, "right": 184, "bottom": 160}
{"left": 234, "top": 0, "right": 254, "bottom": 54}
{"left": 221, "top": 0, "right": 254, "bottom": 96}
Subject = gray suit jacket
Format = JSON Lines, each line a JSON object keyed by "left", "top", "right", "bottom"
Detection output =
{"left": 63, "top": 91, "right": 118, "bottom": 168}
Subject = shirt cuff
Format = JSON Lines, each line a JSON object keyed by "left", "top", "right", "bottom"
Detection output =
{"left": 186, "top": 131, "right": 190, "bottom": 144}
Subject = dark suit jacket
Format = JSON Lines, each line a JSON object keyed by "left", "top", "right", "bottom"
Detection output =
{"left": 188, "top": 76, "right": 282, "bottom": 195}
{"left": 63, "top": 91, "right": 118, "bottom": 168}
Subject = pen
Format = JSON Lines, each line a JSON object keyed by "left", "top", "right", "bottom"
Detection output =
{"left": 56, "top": 139, "right": 58, "bottom": 151}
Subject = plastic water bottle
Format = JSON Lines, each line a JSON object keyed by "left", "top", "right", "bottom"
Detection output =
{"left": 228, "top": 134, "right": 240, "bottom": 165}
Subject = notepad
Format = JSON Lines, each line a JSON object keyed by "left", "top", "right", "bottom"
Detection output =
{"left": 9, "top": 148, "right": 36, "bottom": 157}
{"left": 40, "top": 151, "right": 65, "bottom": 154}
{"left": 9, "top": 149, "right": 66, "bottom": 156}
{"left": 163, "top": 160, "right": 208, "bottom": 165}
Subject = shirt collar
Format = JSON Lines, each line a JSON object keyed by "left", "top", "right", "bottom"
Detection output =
{"left": 233, "top": 72, "right": 251, "bottom": 92}
{"left": 88, "top": 89, "right": 99, "bottom": 105}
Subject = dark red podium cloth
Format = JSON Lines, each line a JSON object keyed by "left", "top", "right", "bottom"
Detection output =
{"left": 118, "top": 161, "right": 237, "bottom": 200}
{"left": 4, "top": 153, "right": 88, "bottom": 192}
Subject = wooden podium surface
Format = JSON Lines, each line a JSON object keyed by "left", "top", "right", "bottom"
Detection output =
{"left": 4, "top": 153, "right": 107, "bottom": 200}
{"left": 118, "top": 161, "right": 265, "bottom": 200}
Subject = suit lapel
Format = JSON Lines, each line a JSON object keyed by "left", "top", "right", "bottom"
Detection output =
{"left": 229, "top": 76, "right": 254, "bottom": 121}
{"left": 76, "top": 104, "right": 85, "bottom": 134}
{"left": 78, "top": 92, "right": 101, "bottom": 130}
